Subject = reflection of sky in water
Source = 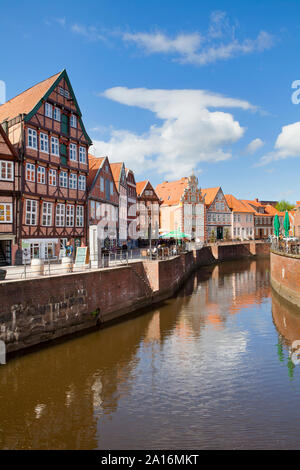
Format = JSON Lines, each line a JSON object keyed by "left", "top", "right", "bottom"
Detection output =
{"left": 2, "top": 259, "right": 300, "bottom": 449}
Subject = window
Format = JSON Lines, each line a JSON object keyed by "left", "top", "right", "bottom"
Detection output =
{"left": 27, "top": 128, "right": 37, "bottom": 149}
{"left": 79, "top": 146, "right": 86, "bottom": 163}
{"left": 66, "top": 204, "right": 74, "bottom": 227}
{"left": 110, "top": 182, "right": 114, "bottom": 195}
{"left": 49, "top": 169, "right": 57, "bottom": 186}
{"left": 40, "top": 133, "right": 49, "bottom": 153}
{"left": 0, "top": 203, "right": 12, "bottom": 223}
{"left": 42, "top": 202, "right": 52, "bottom": 226}
{"left": 59, "top": 171, "right": 68, "bottom": 188}
{"left": 26, "top": 163, "right": 35, "bottom": 182}
{"left": 78, "top": 175, "right": 86, "bottom": 190}
{"left": 90, "top": 200, "right": 95, "bottom": 219}
{"left": 25, "top": 199, "right": 37, "bottom": 225}
{"left": 58, "top": 87, "right": 69, "bottom": 98}
{"left": 69, "top": 143, "right": 77, "bottom": 161}
{"left": 0, "top": 161, "right": 13, "bottom": 181}
{"left": 44, "top": 242, "right": 55, "bottom": 260}
{"left": 51, "top": 137, "right": 59, "bottom": 156}
{"left": 37, "top": 166, "right": 46, "bottom": 184}
{"left": 56, "top": 203, "right": 65, "bottom": 227}
{"left": 45, "top": 103, "right": 53, "bottom": 118}
{"left": 54, "top": 107, "right": 61, "bottom": 121}
{"left": 70, "top": 114, "right": 77, "bottom": 128}
{"left": 69, "top": 173, "right": 77, "bottom": 189}
{"left": 100, "top": 176, "right": 104, "bottom": 192}
{"left": 76, "top": 205, "right": 84, "bottom": 227}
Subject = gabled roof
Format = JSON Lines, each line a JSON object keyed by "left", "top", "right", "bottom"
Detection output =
{"left": 225, "top": 194, "right": 255, "bottom": 213}
{"left": 87, "top": 155, "right": 105, "bottom": 188}
{"left": 110, "top": 162, "right": 125, "bottom": 190}
{"left": 0, "top": 69, "right": 92, "bottom": 144}
{"left": 201, "top": 187, "right": 221, "bottom": 206}
{"left": 0, "top": 124, "right": 17, "bottom": 158}
{"left": 136, "top": 180, "right": 158, "bottom": 199}
{"left": 155, "top": 178, "right": 189, "bottom": 205}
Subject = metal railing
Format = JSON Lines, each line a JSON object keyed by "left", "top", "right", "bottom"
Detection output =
{"left": 0, "top": 246, "right": 190, "bottom": 282}
{"left": 271, "top": 238, "right": 300, "bottom": 255}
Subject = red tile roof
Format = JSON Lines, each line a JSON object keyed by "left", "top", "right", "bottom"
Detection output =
{"left": 155, "top": 178, "right": 189, "bottom": 205}
{"left": 225, "top": 194, "right": 255, "bottom": 213}
{"left": 201, "top": 187, "right": 221, "bottom": 206}
{"left": 110, "top": 162, "right": 123, "bottom": 189}
{"left": 0, "top": 71, "right": 62, "bottom": 123}
{"left": 87, "top": 155, "right": 105, "bottom": 187}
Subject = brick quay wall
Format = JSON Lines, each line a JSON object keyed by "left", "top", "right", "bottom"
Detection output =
{"left": 271, "top": 250, "right": 300, "bottom": 308}
{"left": 0, "top": 241, "right": 269, "bottom": 355}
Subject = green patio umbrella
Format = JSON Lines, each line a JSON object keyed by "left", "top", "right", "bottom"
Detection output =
{"left": 283, "top": 211, "right": 290, "bottom": 237}
{"left": 161, "top": 230, "right": 191, "bottom": 239}
{"left": 273, "top": 214, "right": 280, "bottom": 237}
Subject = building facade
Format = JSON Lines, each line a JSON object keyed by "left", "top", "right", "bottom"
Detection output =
{"left": 156, "top": 174, "right": 205, "bottom": 242}
{"left": 0, "top": 124, "right": 20, "bottom": 265}
{"left": 110, "top": 162, "right": 128, "bottom": 244}
{"left": 225, "top": 194, "right": 255, "bottom": 240}
{"left": 136, "top": 180, "right": 160, "bottom": 245}
{"left": 241, "top": 200, "right": 274, "bottom": 239}
{"left": 0, "top": 70, "right": 92, "bottom": 261}
{"left": 87, "top": 155, "right": 119, "bottom": 250}
{"left": 202, "top": 187, "right": 231, "bottom": 240}
{"left": 126, "top": 168, "right": 137, "bottom": 247}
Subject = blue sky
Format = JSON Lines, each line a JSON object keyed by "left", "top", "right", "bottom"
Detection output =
{"left": 2, "top": 0, "right": 300, "bottom": 201}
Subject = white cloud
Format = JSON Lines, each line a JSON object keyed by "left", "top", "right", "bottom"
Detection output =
{"left": 258, "top": 122, "right": 300, "bottom": 166}
{"left": 245, "top": 138, "right": 264, "bottom": 154}
{"left": 91, "top": 87, "right": 255, "bottom": 179}
{"left": 122, "top": 12, "right": 275, "bottom": 66}
{"left": 71, "top": 24, "right": 106, "bottom": 42}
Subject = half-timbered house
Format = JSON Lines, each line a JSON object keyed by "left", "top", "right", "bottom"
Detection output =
{"left": 0, "top": 124, "right": 20, "bottom": 265}
{"left": 202, "top": 187, "right": 231, "bottom": 240}
{"left": 87, "top": 155, "right": 119, "bottom": 250}
{"left": 110, "top": 162, "right": 128, "bottom": 245}
{"left": 0, "top": 70, "right": 92, "bottom": 260}
{"left": 136, "top": 180, "right": 161, "bottom": 245}
{"left": 126, "top": 168, "right": 137, "bottom": 247}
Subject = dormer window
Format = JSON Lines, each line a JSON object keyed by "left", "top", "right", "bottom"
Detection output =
{"left": 45, "top": 103, "right": 53, "bottom": 118}
{"left": 70, "top": 114, "right": 77, "bottom": 128}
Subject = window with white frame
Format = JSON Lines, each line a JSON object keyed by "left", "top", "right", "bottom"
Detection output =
{"left": 66, "top": 204, "right": 74, "bottom": 226}
{"left": 0, "top": 161, "right": 14, "bottom": 181}
{"left": 59, "top": 171, "right": 68, "bottom": 188}
{"left": 42, "top": 202, "right": 53, "bottom": 226}
{"left": 51, "top": 137, "right": 59, "bottom": 156}
{"left": 27, "top": 128, "right": 37, "bottom": 149}
{"left": 49, "top": 169, "right": 57, "bottom": 186}
{"left": 100, "top": 176, "right": 104, "bottom": 192}
{"left": 69, "top": 143, "right": 77, "bottom": 161}
{"left": 45, "top": 102, "right": 53, "bottom": 118}
{"left": 56, "top": 203, "right": 65, "bottom": 227}
{"left": 70, "top": 114, "right": 77, "bottom": 128}
{"left": 79, "top": 146, "right": 86, "bottom": 163}
{"left": 110, "top": 182, "right": 114, "bottom": 195}
{"left": 25, "top": 199, "right": 37, "bottom": 225}
{"left": 53, "top": 107, "right": 61, "bottom": 121}
{"left": 90, "top": 200, "right": 95, "bottom": 219}
{"left": 40, "top": 133, "right": 49, "bottom": 153}
{"left": 37, "top": 166, "right": 46, "bottom": 184}
{"left": 78, "top": 175, "right": 86, "bottom": 191}
{"left": 26, "top": 163, "right": 35, "bottom": 182}
{"left": 76, "top": 205, "right": 84, "bottom": 227}
{"left": 69, "top": 173, "right": 77, "bottom": 189}
{"left": 58, "top": 87, "right": 69, "bottom": 98}
{"left": 0, "top": 203, "right": 12, "bottom": 223}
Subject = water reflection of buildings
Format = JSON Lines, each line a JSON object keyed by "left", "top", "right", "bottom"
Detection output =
{"left": 272, "top": 288, "right": 300, "bottom": 379}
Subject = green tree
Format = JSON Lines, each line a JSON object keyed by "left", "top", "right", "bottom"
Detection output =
{"left": 276, "top": 200, "right": 294, "bottom": 212}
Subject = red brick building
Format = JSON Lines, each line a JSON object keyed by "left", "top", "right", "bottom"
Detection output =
{"left": 0, "top": 70, "right": 92, "bottom": 261}
{"left": 87, "top": 155, "right": 119, "bottom": 248}
{"left": 110, "top": 162, "right": 128, "bottom": 244}
{"left": 0, "top": 124, "right": 20, "bottom": 265}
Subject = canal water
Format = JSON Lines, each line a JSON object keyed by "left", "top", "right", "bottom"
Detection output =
{"left": 1, "top": 258, "right": 300, "bottom": 450}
